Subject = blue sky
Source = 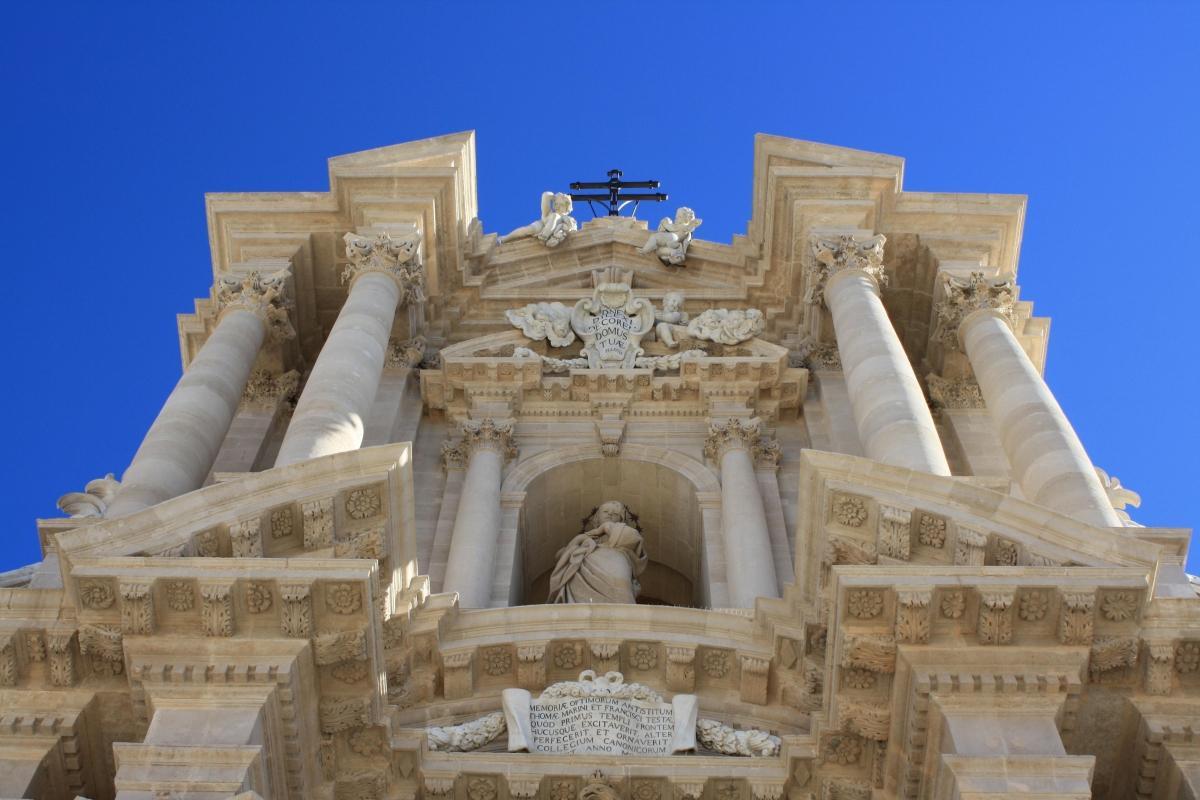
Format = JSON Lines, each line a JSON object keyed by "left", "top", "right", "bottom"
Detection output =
{"left": 1, "top": 2, "right": 1197, "bottom": 572}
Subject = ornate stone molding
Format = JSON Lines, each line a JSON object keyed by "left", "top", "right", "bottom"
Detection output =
{"left": 933, "top": 271, "right": 1017, "bottom": 349}
{"left": 925, "top": 374, "right": 985, "bottom": 410}
{"left": 56, "top": 473, "right": 120, "bottom": 518}
{"left": 704, "top": 417, "right": 779, "bottom": 467}
{"left": 793, "top": 337, "right": 842, "bottom": 370}
{"left": 241, "top": 368, "right": 300, "bottom": 409}
{"left": 216, "top": 268, "right": 295, "bottom": 341}
{"left": 806, "top": 233, "right": 888, "bottom": 306}
{"left": 386, "top": 335, "right": 426, "bottom": 368}
{"left": 442, "top": 418, "right": 517, "bottom": 468}
{"left": 341, "top": 231, "right": 424, "bottom": 305}
{"left": 895, "top": 589, "right": 932, "bottom": 645}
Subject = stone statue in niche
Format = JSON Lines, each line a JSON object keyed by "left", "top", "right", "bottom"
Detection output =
{"left": 500, "top": 192, "right": 578, "bottom": 248}
{"left": 639, "top": 207, "right": 702, "bottom": 265}
{"left": 654, "top": 291, "right": 689, "bottom": 348}
{"left": 505, "top": 302, "right": 576, "bottom": 347}
{"left": 571, "top": 283, "right": 655, "bottom": 368}
{"left": 548, "top": 501, "right": 648, "bottom": 604}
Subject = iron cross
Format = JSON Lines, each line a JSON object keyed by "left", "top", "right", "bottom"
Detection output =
{"left": 569, "top": 169, "right": 668, "bottom": 217}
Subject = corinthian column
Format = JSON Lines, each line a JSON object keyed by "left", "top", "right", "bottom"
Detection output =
{"left": 938, "top": 273, "right": 1120, "bottom": 527}
{"left": 704, "top": 418, "right": 781, "bottom": 607}
{"left": 274, "top": 231, "right": 423, "bottom": 466}
{"left": 440, "top": 419, "right": 517, "bottom": 608}
{"left": 105, "top": 270, "right": 294, "bottom": 518}
{"left": 810, "top": 234, "right": 951, "bottom": 475}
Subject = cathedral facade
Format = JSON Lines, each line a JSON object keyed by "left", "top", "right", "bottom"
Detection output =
{"left": 0, "top": 133, "right": 1196, "bottom": 799}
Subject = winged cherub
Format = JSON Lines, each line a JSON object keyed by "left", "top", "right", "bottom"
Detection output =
{"left": 639, "top": 206, "right": 702, "bottom": 265}
{"left": 500, "top": 191, "right": 578, "bottom": 248}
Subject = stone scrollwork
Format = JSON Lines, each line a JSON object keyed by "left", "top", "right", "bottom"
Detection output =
{"left": 696, "top": 718, "right": 781, "bottom": 757}
{"left": 704, "top": 417, "right": 779, "bottom": 465}
{"left": 341, "top": 230, "right": 424, "bottom": 305}
{"left": 506, "top": 302, "right": 577, "bottom": 347}
{"left": 500, "top": 191, "right": 578, "bottom": 248}
{"left": 442, "top": 418, "right": 518, "bottom": 469}
{"left": 685, "top": 308, "right": 765, "bottom": 345}
{"left": 57, "top": 473, "right": 121, "bottom": 518}
{"left": 640, "top": 207, "right": 702, "bottom": 266}
{"left": 572, "top": 283, "right": 655, "bottom": 369}
{"left": 933, "top": 271, "right": 1017, "bottom": 349}
{"left": 216, "top": 267, "right": 295, "bottom": 341}
{"left": 427, "top": 711, "right": 507, "bottom": 752}
{"left": 806, "top": 233, "right": 888, "bottom": 306}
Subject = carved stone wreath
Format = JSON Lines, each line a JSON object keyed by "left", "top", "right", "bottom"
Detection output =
{"left": 345, "top": 488, "right": 382, "bottom": 521}
{"left": 1018, "top": 591, "right": 1048, "bottom": 622}
{"left": 918, "top": 515, "right": 947, "bottom": 548}
{"left": 484, "top": 647, "right": 512, "bottom": 676}
{"left": 847, "top": 590, "right": 883, "bottom": 619}
{"left": 630, "top": 643, "right": 659, "bottom": 671}
{"left": 833, "top": 496, "right": 868, "bottom": 527}
{"left": 703, "top": 649, "right": 731, "bottom": 678}
{"left": 1175, "top": 642, "right": 1200, "bottom": 673}
{"left": 270, "top": 508, "right": 293, "bottom": 539}
{"left": 165, "top": 581, "right": 194, "bottom": 612}
{"left": 1101, "top": 591, "right": 1138, "bottom": 622}
{"left": 940, "top": 591, "right": 966, "bottom": 619}
{"left": 79, "top": 580, "right": 115, "bottom": 610}
{"left": 553, "top": 643, "right": 582, "bottom": 670}
{"left": 326, "top": 583, "right": 362, "bottom": 615}
{"left": 246, "top": 583, "right": 273, "bottom": 614}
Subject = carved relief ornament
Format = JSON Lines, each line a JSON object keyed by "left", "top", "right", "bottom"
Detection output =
{"left": 216, "top": 267, "right": 295, "bottom": 341}
{"left": 341, "top": 230, "right": 424, "bottom": 305}
{"left": 806, "top": 233, "right": 888, "bottom": 306}
{"left": 933, "top": 271, "right": 1018, "bottom": 349}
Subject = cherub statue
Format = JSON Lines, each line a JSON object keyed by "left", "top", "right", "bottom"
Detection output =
{"left": 654, "top": 291, "right": 689, "bottom": 348}
{"left": 639, "top": 207, "right": 702, "bottom": 265}
{"left": 505, "top": 301, "right": 576, "bottom": 347}
{"left": 500, "top": 192, "right": 578, "bottom": 248}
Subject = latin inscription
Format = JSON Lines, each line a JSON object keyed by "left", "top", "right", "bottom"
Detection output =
{"left": 528, "top": 695, "right": 675, "bottom": 755}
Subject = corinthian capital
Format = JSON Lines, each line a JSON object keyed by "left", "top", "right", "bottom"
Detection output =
{"left": 341, "top": 231, "right": 425, "bottom": 305}
{"left": 704, "top": 417, "right": 779, "bottom": 466}
{"left": 933, "top": 271, "right": 1017, "bottom": 348}
{"left": 442, "top": 418, "right": 517, "bottom": 469}
{"left": 805, "top": 233, "right": 888, "bottom": 305}
{"left": 216, "top": 268, "right": 295, "bottom": 341}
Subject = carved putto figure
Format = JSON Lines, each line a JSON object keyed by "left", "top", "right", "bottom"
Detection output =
{"left": 500, "top": 192, "right": 578, "bottom": 248}
{"left": 685, "top": 307, "right": 766, "bottom": 345}
{"left": 640, "top": 207, "right": 702, "bottom": 265}
{"left": 548, "top": 501, "right": 648, "bottom": 604}
{"left": 654, "top": 291, "right": 689, "bottom": 348}
{"left": 505, "top": 302, "right": 576, "bottom": 347}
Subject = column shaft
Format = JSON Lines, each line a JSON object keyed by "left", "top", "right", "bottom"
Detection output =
{"left": 718, "top": 447, "right": 780, "bottom": 608}
{"left": 441, "top": 448, "right": 504, "bottom": 608}
{"left": 275, "top": 271, "right": 401, "bottom": 466}
{"left": 826, "top": 269, "right": 951, "bottom": 475}
{"left": 960, "top": 310, "right": 1119, "bottom": 527}
{"left": 105, "top": 309, "right": 265, "bottom": 518}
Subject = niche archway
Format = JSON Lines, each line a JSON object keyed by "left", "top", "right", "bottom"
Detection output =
{"left": 495, "top": 444, "right": 729, "bottom": 608}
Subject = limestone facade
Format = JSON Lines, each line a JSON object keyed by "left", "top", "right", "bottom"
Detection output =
{"left": 1, "top": 132, "right": 1196, "bottom": 800}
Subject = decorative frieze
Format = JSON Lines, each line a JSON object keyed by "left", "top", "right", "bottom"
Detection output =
{"left": 703, "top": 417, "right": 778, "bottom": 466}
{"left": 319, "top": 695, "right": 371, "bottom": 734}
{"left": 279, "top": 584, "right": 312, "bottom": 637}
{"left": 917, "top": 513, "right": 947, "bottom": 548}
{"left": 739, "top": 654, "right": 771, "bottom": 704}
{"left": 806, "top": 233, "right": 888, "bottom": 306}
{"left": 1144, "top": 640, "right": 1175, "bottom": 695}
{"left": 839, "top": 699, "right": 891, "bottom": 741}
{"left": 840, "top": 633, "right": 896, "bottom": 673}
{"left": 326, "top": 583, "right": 363, "bottom": 615}
{"left": 666, "top": 645, "right": 696, "bottom": 691}
{"left": 241, "top": 368, "right": 300, "bottom": 408}
{"left": 313, "top": 630, "right": 368, "bottom": 666}
{"left": 165, "top": 580, "right": 195, "bottom": 612}
{"left": 442, "top": 649, "right": 474, "bottom": 699}
{"left": 78, "top": 623, "right": 123, "bottom": 674}
{"left": 894, "top": 589, "right": 932, "bottom": 644}
{"left": 517, "top": 641, "right": 548, "bottom": 689}
{"left": 78, "top": 578, "right": 116, "bottom": 610}
{"left": 386, "top": 335, "right": 426, "bottom": 368}
{"left": 589, "top": 640, "right": 620, "bottom": 674}
{"left": 1058, "top": 590, "right": 1096, "bottom": 646}
{"left": 119, "top": 581, "right": 155, "bottom": 635}
{"left": 953, "top": 526, "right": 988, "bottom": 566}
{"left": 976, "top": 589, "right": 1015, "bottom": 645}
{"left": 345, "top": 487, "right": 382, "bottom": 521}
{"left": 876, "top": 505, "right": 912, "bottom": 560}
{"left": 341, "top": 230, "right": 424, "bottom": 305}
{"left": 199, "top": 582, "right": 234, "bottom": 637}
{"left": 933, "top": 271, "right": 1017, "bottom": 349}
{"left": 229, "top": 516, "right": 263, "bottom": 558}
{"left": 846, "top": 589, "right": 884, "bottom": 620}
{"left": 47, "top": 630, "right": 77, "bottom": 687}
{"left": 302, "top": 497, "right": 335, "bottom": 550}
{"left": 0, "top": 632, "right": 16, "bottom": 686}
{"left": 245, "top": 582, "right": 272, "bottom": 613}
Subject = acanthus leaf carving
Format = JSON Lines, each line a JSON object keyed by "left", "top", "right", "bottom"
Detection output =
{"left": 319, "top": 695, "right": 371, "bottom": 734}
{"left": 839, "top": 699, "right": 891, "bottom": 742}
{"left": 840, "top": 633, "right": 896, "bottom": 673}
{"left": 199, "top": 582, "right": 234, "bottom": 637}
{"left": 229, "top": 516, "right": 263, "bottom": 558}
{"left": 807, "top": 234, "right": 888, "bottom": 307}
{"left": 279, "top": 584, "right": 312, "bottom": 638}
{"left": 216, "top": 267, "right": 295, "bottom": 341}
{"left": 119, "top": 582, "right": 155, "bottom": 635}
{"left": 876, "top": 505, "right": 912, "bottom": 561}
{"left": 1058, "top": 590, "right": 1096, "bottom": 646}
{"left": 313, "top": 629, "right": 368, "bottom": 666}
{"left": 894, "top": 589, "right": 932, "bottom": 644}
{"left": 977, "top": 589, "right": 1015, "bottom": 645}
{"left": 342, "top": 230, "right": 424, "bottom": 305}
{"left": 933, "top": 271, "right": 1017, "bottom": 350}
{"left": 302, "top": 497, "right": 334, "bottom": 550}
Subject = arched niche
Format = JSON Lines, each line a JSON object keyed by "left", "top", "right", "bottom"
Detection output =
{"left": 496, "top": 444, "right": 728, "bottom": 608}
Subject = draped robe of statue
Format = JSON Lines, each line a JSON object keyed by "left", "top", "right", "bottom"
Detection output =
{"left": 548, "top": 503, "right": 648, "bottom": 604}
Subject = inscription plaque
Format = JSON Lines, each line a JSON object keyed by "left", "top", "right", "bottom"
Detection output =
{"left": 502, "top": 670, "right": 697, "bottom": 755}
